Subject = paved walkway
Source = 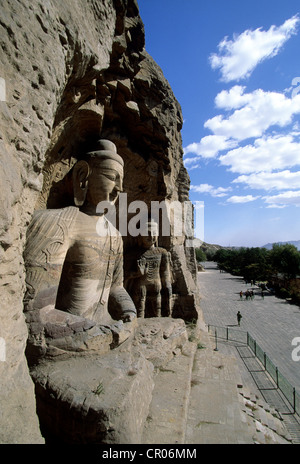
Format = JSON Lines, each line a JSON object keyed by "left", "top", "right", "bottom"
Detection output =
{"left": 198, "top": 262, "right": 300, "bottom": 391}
{"left": 143, "top": 326, "right": 294, "bottom": 444}
{"left": 197, "top": 262, "right": 300, "bottom": 443}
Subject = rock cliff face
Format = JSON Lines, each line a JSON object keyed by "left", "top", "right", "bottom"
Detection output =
{"left": 0, "top": 0, "right": 201, "bottom": 443}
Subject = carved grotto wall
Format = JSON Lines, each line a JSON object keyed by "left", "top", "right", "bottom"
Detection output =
{"left": 0, "top": 0, "right": 202, "bottom": 443}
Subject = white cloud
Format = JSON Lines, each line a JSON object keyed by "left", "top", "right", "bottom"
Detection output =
{"left": 184, "top": 162, "right": 201, "bottom": 171}
{"left": 190, "top": 183, "right": 231, "bottom": 197}
{"left": 292, "top": 121, "right": 300, "bottom": 134}
{"left": 215, "top": 85, "right": 252, "bottom": 110}
{"left": 186, "top": 16, "right": 300, "bottom": 217}
{"left": 219, "top": 134, "right": 300, "bottom": 174}
{"left": 183, "top": 135, "right": 237, "bottom": 158}
{"left": 226, "top": 195, "right": 260, "bottom": 203}
{"left": 183, "top": 157, "right": 202, "bottom": 171}
{"left": 205, "top": 88, "right": 300, "bottom": 141}
{"left": 209, "top": 15, "right": 299, "bottom": 82}
{"left": 233, "top": 170, "right": 300, "bottom": 191}
{"left": 263, "top": 190, "right": 300, "bottom": 208}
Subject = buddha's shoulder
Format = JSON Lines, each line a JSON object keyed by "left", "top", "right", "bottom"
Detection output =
{"left": 31, "top": 206, "right": 79, "bottom": 222}
{"left": 28, "top": 207, "right": 79, "bottom": 234}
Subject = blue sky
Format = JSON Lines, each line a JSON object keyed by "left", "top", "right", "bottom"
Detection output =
{"left": 138, "top": 0, "right": 300, "bottom": 247}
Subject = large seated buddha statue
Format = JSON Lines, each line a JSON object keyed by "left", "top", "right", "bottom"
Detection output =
{"left": 23, "top": 139, "right": 136, "bottom": 361}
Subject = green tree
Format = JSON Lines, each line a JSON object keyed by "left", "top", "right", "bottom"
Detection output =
{"left": 205, "top": 249, "right": 217, "bottom": 261}
{"left": 195, "top": 248, "right": 207, "bottom": 262}
{"left": 242, "top": 247, "right": 270, "bottom": 281}
{"left": 214, "top": 248, "right": 233, "bottom": 272}
{"left": 269, "top": 244, "right": 300, "bottom": 280}
{"left": 215, "top": 246, "right": 271, "bottom": 281}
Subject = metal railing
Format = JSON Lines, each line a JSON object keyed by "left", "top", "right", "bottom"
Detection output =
{"left": 208, "top": 324, "right": 300, "bottom": 416}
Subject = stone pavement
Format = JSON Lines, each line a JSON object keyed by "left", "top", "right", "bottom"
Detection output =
{"left": 140, "top": 261, "right": 300, "bottom": 445}
{"left": 197, "top": 261, "right": 300, "bottom": 443}
{"left": 198, "top": 262, "right": 300, "bottom": 390}
{"left": 185, "top": 331, "right": 292, "bottom": 444}
{"left": 142, "top": 327, "right": 293, "bottom": 444}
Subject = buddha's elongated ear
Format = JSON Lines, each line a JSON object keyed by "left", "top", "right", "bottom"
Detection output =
{"left": 72, "top": 160, "right": 90, "bottom": 206}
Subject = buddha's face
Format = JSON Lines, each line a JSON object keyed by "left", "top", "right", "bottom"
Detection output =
{"left": 140, "top": 223, "right": 158, "bottom": 248}
{"left": 86, "top": 158, "right": 123, "bottom": 206}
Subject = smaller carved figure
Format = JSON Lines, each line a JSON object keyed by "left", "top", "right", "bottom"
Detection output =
{"left": 126, "top": 220, "right": 172, "bottom": 318}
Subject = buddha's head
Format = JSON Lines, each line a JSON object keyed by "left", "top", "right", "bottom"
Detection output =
{"left": 73, "top": 139, "right": 124, "bottom": 210}
{"left": 140, "top": 220, "right": 159, "bottom": 249}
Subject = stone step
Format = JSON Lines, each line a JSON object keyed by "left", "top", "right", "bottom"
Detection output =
{"left": 141, "top": 326, "right": 294, "bottom": 445}
{"left": 141, "top": 340, "right": 197, "bottom": 444}
{"left": 184, "top": 331, "right": 254, "bottom": 444}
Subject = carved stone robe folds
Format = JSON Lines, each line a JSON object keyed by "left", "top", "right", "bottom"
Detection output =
{"left": 24, "top": 206, "right": 135, "bottom": 326}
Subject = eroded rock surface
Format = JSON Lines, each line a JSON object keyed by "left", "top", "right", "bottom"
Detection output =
{"left": 30, "top": 318, "right": 188, "bottom": 444}
{"left": 0, "top": 0, "right": 201, "bottom": 443}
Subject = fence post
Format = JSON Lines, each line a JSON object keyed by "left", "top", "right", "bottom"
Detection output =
{"left": 214, "top": 329, "right": 218, "bottom": 351}
{"left": 208, "top": 324, "right": 299, "bottom": 414}
{"left": 293, "top": 388, "right": 296, "bottom": 413}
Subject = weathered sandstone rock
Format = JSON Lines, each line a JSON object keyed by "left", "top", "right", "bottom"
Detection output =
{"left": 30, "top": 318, "right": 188, "bottom": 444}
{"left": 0, "top": 0, "right": 202, "bottom": 443}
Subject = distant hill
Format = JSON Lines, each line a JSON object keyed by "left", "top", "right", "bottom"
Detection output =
{"left": 199, "top": 241, "right": 229, "bottom": 252}
{"left": 197, "top": 240, "right": 300, "bottom": 252}
{"left": 261, "top": 240, "right": 300, "bottom": 251}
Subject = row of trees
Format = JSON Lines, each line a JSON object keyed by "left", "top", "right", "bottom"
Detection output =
{"left": 195, "top": 243, "right": 300, "bottom": 304}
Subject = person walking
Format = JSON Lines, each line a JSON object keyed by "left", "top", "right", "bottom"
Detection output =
{"left": 237, "top": 311, "right": 242, "bottom": 326}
